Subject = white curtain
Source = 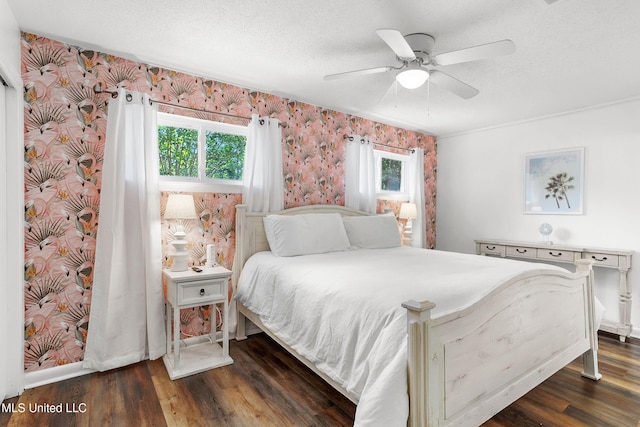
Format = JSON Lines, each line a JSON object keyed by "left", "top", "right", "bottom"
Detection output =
{"left": 232, "top": 114, "right": 283, "bottom": 332}
{"left": 83, "top": 88, "right": 165, "bottom": 371}
{"left": 345, "top": 137, "right": 376, "bottom": 213}
{"left": 242, "top": 114, "right": 284, "bottom": 212}
{"left": 407, "top": 148, "right": 426, "bottom": 248}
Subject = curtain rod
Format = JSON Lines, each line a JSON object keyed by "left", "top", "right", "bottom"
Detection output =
{"left": 93, "top": 84, "right": 287, "bottom": 127}
{"left": 343, "top": 134, "right": 415, "bottom": 153}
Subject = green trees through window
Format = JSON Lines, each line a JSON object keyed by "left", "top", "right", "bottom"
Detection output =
{"left": 158, "top": 126, "right": 198, "bottom": 177}
{"left": 205, "top": 132, "right": 246, "bottom": 180}
{"left": 158, "top": 115, "right": 247, "bottom": 182}
{"left": 380, "top": 157, "right": 402, "bottom": 192}
{"left": 375, "top": 150, "right": 408, "bottom": 199}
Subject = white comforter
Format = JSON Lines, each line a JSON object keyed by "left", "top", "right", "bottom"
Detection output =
{"left": 235, "top": 247, "right": 569, "bottom": 426}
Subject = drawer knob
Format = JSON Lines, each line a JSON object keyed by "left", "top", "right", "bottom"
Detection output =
{"left": 516, "top": 248, "right": 527, "bottom": 253}
{"left": 200, "top": 288, "right": 205, "bottom": 296}
{"left": 592, "top": 255, "right": 608, "bottom": 262}
{"left": 486, "top": 245, "right": 496, "bottom": 250}
{"left": 549, "top": 251, "right": 562, "bottom": 257}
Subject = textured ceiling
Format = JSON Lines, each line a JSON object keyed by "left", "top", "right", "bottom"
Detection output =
{"left": 8, "top": 0, "right": 640, "bottom": 136}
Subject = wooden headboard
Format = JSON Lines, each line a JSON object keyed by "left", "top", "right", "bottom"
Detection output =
{"left": 231, "top": 204, "right": 373, "bottom": 289}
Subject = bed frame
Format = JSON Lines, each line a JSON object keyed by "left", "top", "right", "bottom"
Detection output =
{"left": 232, "top": 204, "right": 601, "bottom": 427}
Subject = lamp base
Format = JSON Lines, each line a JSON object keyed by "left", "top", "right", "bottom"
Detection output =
{"left": 170, "top": 252, "right": 189, "bottom": 272}
{"left": 170, "top": 237, "right": 190, "bottom": 272}
{"left": 402, "top": 220, "right": 414, "bottom": 245}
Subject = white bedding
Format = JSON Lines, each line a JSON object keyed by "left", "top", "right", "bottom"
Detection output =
{"left": 234, "top": 246, "right": 573, "bottom": 426}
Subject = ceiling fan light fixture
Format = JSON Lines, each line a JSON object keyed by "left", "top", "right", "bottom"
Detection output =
{"left": 396, "top": 65, "right": 429, "bottom": 89}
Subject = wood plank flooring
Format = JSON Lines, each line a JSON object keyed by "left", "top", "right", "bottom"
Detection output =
{"left": 1, "top": 332, "right": 638, "bottom": 426}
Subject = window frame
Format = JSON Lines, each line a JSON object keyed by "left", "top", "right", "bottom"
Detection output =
{"left": 374, "top": 150, "right": 410, "bottom": 201}
{"left": 157, "top": 112, "right": 248, "bottom": 194}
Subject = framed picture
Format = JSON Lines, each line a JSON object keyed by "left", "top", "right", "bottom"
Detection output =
{"left": 525, "top": 148, "right": 584, "bottom": 214}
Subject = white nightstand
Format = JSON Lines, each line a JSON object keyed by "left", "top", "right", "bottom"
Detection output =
{"left": 162, "top": 266, "right": 233, "bottom": 380}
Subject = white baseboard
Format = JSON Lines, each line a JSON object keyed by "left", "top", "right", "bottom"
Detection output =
{"left": 22, "top": 329, "right": 259, "bottom": 391}
{"left": 24, "top": 362, "right": 96, "bottom": 390}
{"left": 24, "top": 331, "right": 229, "bottom": 390}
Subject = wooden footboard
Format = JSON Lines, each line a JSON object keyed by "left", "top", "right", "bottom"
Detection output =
{"left": 403, "top": 259, "right": 600, "bottom": 427}
{"left": 232, "top": 204, "right": 601, "bottom": 427}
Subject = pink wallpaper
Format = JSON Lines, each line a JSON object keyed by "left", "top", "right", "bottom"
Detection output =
{"left": 21, "top": 33, "right": 437, "bottom": 372}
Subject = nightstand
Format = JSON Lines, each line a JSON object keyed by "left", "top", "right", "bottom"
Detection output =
{"left": 162, "top": 266, "right": 233, "bottom": 380}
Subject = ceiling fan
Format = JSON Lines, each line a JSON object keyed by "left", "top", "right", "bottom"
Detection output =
{"left": 324, "top": 29, "right": 516, "bottom": 99}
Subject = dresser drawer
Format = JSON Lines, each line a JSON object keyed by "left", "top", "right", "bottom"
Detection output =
{"left": 479, "top": 243, "right": 506, "bottom": 257}
{"left": 582, "top": 252, "right": 619, "bottom": 268}
{"left": 536, "top": 248, "right": 576, "bottom": 263}
{"left": 178, "top": 279, "right": 225, "bottom": 306}
{"left": 506, "top": 245, "right": 536, "bottom": 259}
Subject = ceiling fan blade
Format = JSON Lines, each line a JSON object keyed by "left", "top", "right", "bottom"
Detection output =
{"left": 428, "top": 70, "right": 479, "bottom": 99}
{"left": 324, "top": 66, "right": 395, "bottom": 81}
{"left": 433, "top": 39, "right": 515, "bottom": 66}
{"left": 376, "top": 29, "right": 416, "bottom": 61}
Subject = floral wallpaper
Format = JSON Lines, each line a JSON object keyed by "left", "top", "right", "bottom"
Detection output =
{"left": 21, "top": 33, "right": 437, "bottom": 372}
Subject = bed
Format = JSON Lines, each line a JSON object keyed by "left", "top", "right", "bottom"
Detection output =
{"left": 231, "top": 204, "right": 601, "bottom": 427}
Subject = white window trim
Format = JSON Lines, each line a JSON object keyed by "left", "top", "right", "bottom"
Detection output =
{"left": 157, "top": 112, "right": 247, "bottom": 194}
{"left": 374, "top": 150, "right": 410, "bottom": 201}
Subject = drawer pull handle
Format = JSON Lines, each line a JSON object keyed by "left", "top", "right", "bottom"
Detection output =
{"left": 200, "top": 288, "right": 205, "bottom": 296}
{"left": 516, "top": 249, "right": 528, "bottom": 253}
{"left": 486, "top": 245, "right": 496, "bottom": 250}
{"left": 591, "top": 255, "right": 608, "bottom": 262}
{"left": 549, "top": 252, "right": 562, "bottom": 257}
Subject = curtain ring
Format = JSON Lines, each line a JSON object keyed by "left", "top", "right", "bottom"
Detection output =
{"left": 125, "top": 93, "right": 133, "bottom": 102}
{"left": 360, "top": 138, "right": 365, "bottom": 144}
{"left": 259, "top": 118, "right": 265, "bottom": 125}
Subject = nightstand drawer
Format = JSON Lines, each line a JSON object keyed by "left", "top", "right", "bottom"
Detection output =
{"left": 479, "top": 243, "right": 506, "bottom": 257}
{"left": 536, "top": 248, "right": 576, "bottom": 262}
{"left": 178, "top": 280, "right": 225, "bottom": 305}
{"left": 583, "top": 252, "right": 619, "bottom": 268}
{"left": 506, "top": 245, "right": 536, "bottom": 259}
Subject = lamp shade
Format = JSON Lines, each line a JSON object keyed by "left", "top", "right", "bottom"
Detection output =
{"left": 396, "top": 64, "right": 429, "bottom": 89}
{"left": 399, "top": 202, "right": 417, "bottom": 219}
{"left": 164, "top": 194, "right": 197, "bottom": 220}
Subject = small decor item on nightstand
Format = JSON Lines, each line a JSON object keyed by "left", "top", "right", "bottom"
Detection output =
{"left": 539, "top": 223, "right": 553, "bottom": 244}
{"left": 165, "top": 194, "right": 198, "bottom": 271}
{"left": 206, "top": 244, "right": 217, "bottom": 267}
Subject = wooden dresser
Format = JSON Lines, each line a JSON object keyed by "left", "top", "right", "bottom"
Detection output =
{"left": 475, "top": 239, "right": 633, "bottom": 342}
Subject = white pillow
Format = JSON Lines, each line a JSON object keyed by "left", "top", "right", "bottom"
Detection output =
{"left": 263, "top": 213, "right": 351, "bottom": 257}
{"left": 342, "top": 215, "right": 401, "bottom": 249}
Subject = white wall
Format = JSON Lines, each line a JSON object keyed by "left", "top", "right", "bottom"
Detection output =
{"left": 0, "top": 0, "right": 25, "bottom": 399}
{"left": 437, "top": 99, "right": 640, "bottom": 338}
{"left": 0, "top": 0, "right": 20, "bottom": 84}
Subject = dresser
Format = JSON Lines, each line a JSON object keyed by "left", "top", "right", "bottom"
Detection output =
{"left": 475, "top": 239, "right": 633, "bottom": 342}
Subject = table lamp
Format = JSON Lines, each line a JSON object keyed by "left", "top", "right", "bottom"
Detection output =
{"left": 399, "top": 202, "right": 417, "bottom": 244}
{"left": 164, "top": 194, "right": 198, "bottom": 271}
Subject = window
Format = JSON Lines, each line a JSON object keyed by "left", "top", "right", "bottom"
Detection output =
{"left": 375, "top": 150, "right": 409, "bottom": 200}
{"left": 157, "top": 112, "right": 247, "bottom": 192}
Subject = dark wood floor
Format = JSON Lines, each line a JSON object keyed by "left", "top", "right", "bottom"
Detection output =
{"left": 1, "top": 332, "right": 638, "bottom": 426}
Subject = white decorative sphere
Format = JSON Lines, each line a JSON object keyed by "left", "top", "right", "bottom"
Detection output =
{"left": 539, "top": 223, "right": 553, "bottom": 236}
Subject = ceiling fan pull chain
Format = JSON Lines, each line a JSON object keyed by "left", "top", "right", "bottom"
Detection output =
{"left": 394, "top": 80, "right": 398, "bottom": 108}
{"left": 426, "top": 79, "right": 431, "bottom": 117}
